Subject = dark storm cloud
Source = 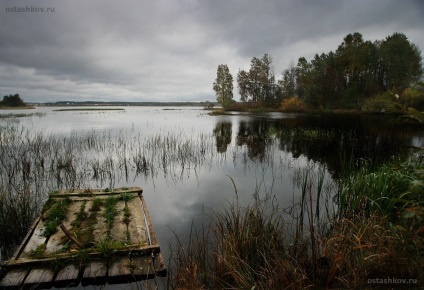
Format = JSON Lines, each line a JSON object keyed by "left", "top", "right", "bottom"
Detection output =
{"left": 0, "top": 0, "right": 423, "bottom": 102}
{"left": 197, "top": 0, "right": 423, "bottom": 64}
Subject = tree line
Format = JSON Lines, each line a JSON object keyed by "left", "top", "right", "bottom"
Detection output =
{"left": 213, "top": 32, "right": 423, "bottom": 110}
{"left": 0, "top": 94, "right": 26, "bottom": 107}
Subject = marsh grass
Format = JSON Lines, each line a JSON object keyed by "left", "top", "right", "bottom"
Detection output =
{"left": 0, "top": 125, "right": 219, "bottom": 260}
{"left": 0, "top": 112, "right": 46, "bottom": 118}
{"left": 0, "top": 187, "right": 38, "bottom": 259}
{"left": 0, "top": 122, "right": 422, "bottom": 288}
{"left": 53, "top": 108, "right": 125, "bottom": 112}
{"left": 337, "top": 156, "right": 423, "bottom": 219}
{"left": 169, "top": 154, "right": 424, "bottom": 289}
{"left": 169, "top": 197, "right": 311, "bottom": 289}
{"left": 168, "top": 167, "right": 329, "bottom": 289}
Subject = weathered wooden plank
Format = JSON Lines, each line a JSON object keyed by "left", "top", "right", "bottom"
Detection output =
{"left": 139, "top": 195, "right": 158, "bottom": 245}
{"left": 53, "top": 263, "right": 80, "bottom": 288}
{"left": 107, "top": 257, "right": 134, "bottom": 284}
{"left": 111, "top": 200, "right": 129, "bottom": 242}
{"left": 153, "top": 253, "right": 167, "bottom": 277}
{"left": 81, "top": 260, "right": 107, "bottom": 286}
{"left": 127, "top": 195, "right": 149, "bottom": 245}
{"left": 91, "top": 205, "right": 107, "bottom": 244}
{"left": 50, "top": 187, "right": 142, "bottom": 198}
{"left": 2, "top": 245, "right": 161, "bottom": 268}
{"left": 9, "top": 216, "right": 42, "bottom": 261}
{"left": 0, "top": 187, "right": 166, "bottom": 288}
{"left": 128, "top": 256, "right": 156, "bottom": 280}
{"left": 0, "top": 269, "right": 29, "bottom": 288}
{"left": 23, "top": 267, "right": 54, "bottom": 289}
{"left": 21, "top": 220, "right": 47, "bottom": 256}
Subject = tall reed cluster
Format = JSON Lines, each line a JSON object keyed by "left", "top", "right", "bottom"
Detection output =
{"left": 0, "top": 123, "right": 288, "bottom": 261}
{"left": 0, "top": 125, "right": 219, "bottom": 261}
{"left": 169, "top": 154, "right": 424, "bottom": 289}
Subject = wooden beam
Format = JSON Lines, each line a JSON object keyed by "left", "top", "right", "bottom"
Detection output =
{"left": 60, "top": 224, "right": 84, "bottom": 249}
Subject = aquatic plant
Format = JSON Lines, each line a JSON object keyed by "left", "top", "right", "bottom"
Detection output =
{"left": 168, "top": 154, "right": 424, "bottom": 289}
{"left": 42, "top": 198, "right": 72, "bottom": 238}
{"left": 337, "top": 155, "right": 423, "bottom": 219}
{"left": 104, "top": 196, "right": 119, "bottom": 238}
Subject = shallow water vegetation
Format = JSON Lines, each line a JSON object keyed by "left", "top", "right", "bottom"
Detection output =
{"left": 0, "top": 119, "right": 422, "bottom": 288}
{"left": 169, "top": 198, "right": 311, "bottom": 289}
{"left": 338, "top": 155, "right": 423, "bottom": 220}
{"left": 0, "top": 112, "right": 45, "bottom": 118}
{"left": 0, "top": 187, "right": 39, "bottom": 259}
{"left": 0, "top": 125, "right": 218, "bottom": 260}
{"left": 53, "top": 108, "right": 125, "bottom": 112}
{"left": 169, "top": 154, "right": 424, "bottom": 289}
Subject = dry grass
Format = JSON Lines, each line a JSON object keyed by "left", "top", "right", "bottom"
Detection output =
{"left": 169, "top": 156, "right": 424, "bottom": 289}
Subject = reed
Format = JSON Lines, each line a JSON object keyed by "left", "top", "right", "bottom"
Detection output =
{"left": 337, "top": 155, "right": 422, "bottom": 220}
{"left": 168, "top": 154, "right": 424, "bottom": 289}
{"left": 0, "top": 125, "right": 219, "bottom": 260}
{"left": 0, "top": 122, "right": 422, "bottom": 288}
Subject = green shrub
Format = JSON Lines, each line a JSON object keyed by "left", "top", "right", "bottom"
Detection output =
{"left": 361, "top": 93, "right": 402, "bottom": 114}
{"left": 401, "top": 85, "right": 424, "bottom": 111}
{"left": 223, "top": 101, "right": 247, "bottom": 112}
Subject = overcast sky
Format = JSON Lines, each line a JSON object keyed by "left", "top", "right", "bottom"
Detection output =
{"left": 0, "top": 0, "right": 423, "bottom": 103}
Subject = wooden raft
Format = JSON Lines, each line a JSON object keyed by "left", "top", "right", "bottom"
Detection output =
{"left": 0, "top": 187, "right": 166, "bottom": 289}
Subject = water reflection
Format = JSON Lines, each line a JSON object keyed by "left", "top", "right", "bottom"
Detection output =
{"left": 213, "top": 122, "right": 232, "bottom": 153}
{"left": 211, "top": 113, "right": 424, "bottom": 178}
{"left": 1, "top": 108, "right": 423, "bottom": 289}
{"left": 236, "top": 119, "right": 272, "bottom": 161}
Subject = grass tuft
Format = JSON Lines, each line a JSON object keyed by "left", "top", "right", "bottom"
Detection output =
{"left": 169, "top": 154, "right": 424, "bottom": 289}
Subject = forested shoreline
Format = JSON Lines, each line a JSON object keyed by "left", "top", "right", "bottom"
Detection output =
{"left": 213, "top": 32, "right": 423, "bottom": 113}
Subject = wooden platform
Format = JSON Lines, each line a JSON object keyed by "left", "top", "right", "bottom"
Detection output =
{"left": 0, "top": 187, "right": 166, "bottom": 289}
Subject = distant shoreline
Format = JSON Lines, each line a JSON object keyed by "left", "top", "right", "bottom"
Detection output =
{"left": 34, "top": 101, "right": 216, "bottom": 107}
{"left": 0, "top": 105, "right": 35, "bottom": 110}
{"left": 53, "top": 108, "right": 125, "bottom": 112}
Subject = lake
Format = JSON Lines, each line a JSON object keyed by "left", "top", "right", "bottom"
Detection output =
{"left": 1, "top": 106, "right": 423, "bottom": 288}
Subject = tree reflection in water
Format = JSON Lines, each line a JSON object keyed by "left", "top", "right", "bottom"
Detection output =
{"left": 212, "top": 114, "right": 423, "bottom": 178}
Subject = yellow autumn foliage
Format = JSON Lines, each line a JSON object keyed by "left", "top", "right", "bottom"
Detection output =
{"left": 281, "top": 96, "right": 308, "bottom": 112}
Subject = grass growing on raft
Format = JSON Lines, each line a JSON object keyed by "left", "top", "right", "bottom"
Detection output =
{"left": 42, "top": 198, "right": 72, "bottom": 238}
{"left": 169, "top": 155, "right": 424, "bottom": 289}
{"left": 104, "top": 196, "right": 119, "bottom": 239}
{"left": 67, "top": 199, "right": 102, "bottom": 249}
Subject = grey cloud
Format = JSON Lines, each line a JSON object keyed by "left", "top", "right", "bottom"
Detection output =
{"left": 0, "top": 0, "right": 423, "bottom": 102}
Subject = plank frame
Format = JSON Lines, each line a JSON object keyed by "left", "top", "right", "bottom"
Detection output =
{"left": 0, "top": 187, "right": 166, "bottom": 289}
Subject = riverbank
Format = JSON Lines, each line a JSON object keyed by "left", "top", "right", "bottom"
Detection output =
{"left": 208, "top": 104, "right": 424, "bottom": 125}
{"left": 169, "top": 152, "right": 424, "bottom": 289}
{"left": 0, "top": 105, "right": 35, "bottom": 110}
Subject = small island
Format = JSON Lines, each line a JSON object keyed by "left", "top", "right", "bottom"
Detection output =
{"left": 0, "top": 94, "right": 34, "bottom": 109}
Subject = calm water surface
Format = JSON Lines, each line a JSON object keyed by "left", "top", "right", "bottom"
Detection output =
{"left": 1, "top": 106, "right": 423, "bottom": 289}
